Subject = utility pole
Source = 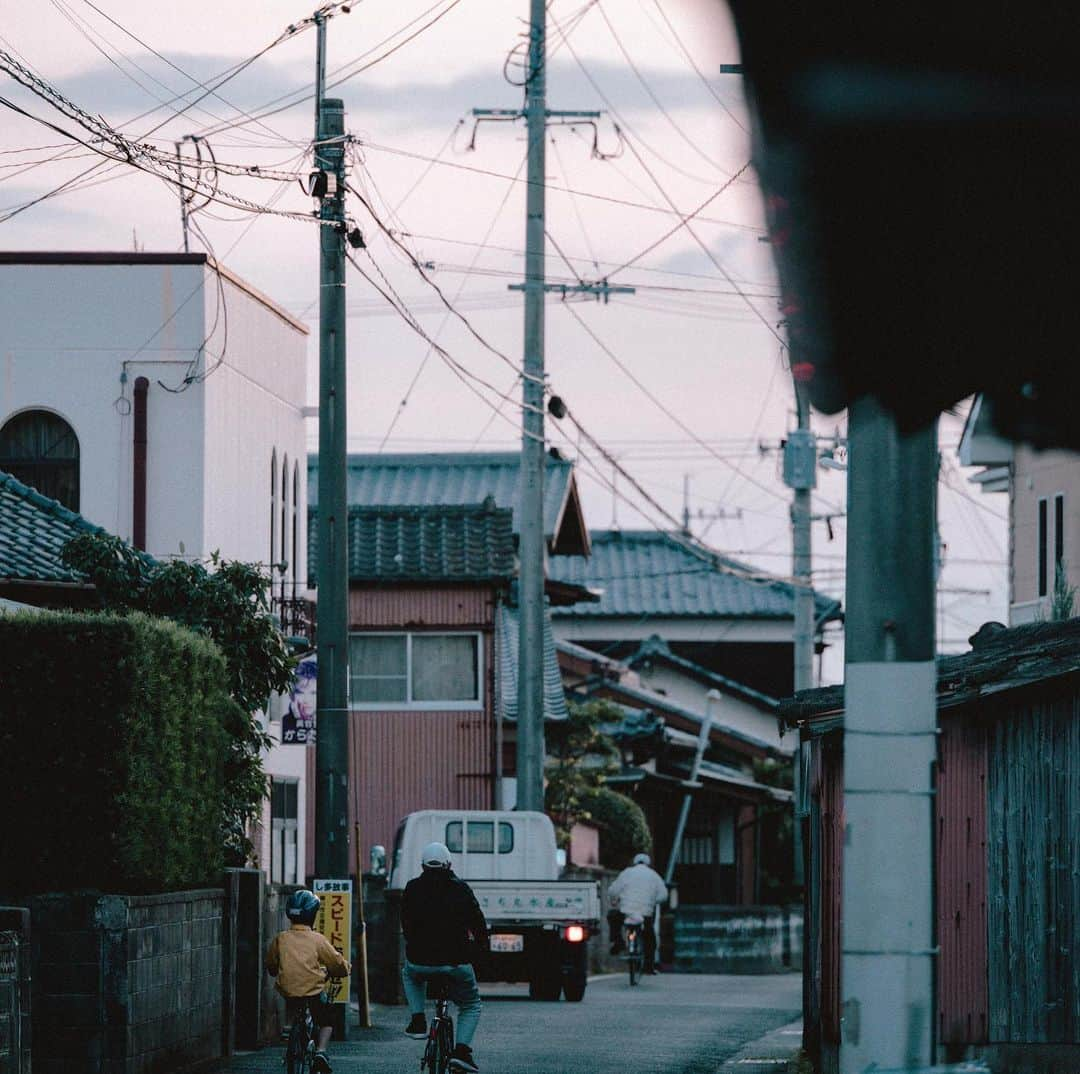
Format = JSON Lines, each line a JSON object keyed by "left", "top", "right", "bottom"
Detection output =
{"left": 783, "top": 385, "right": 817, "bottom": 887}
{"left": 313, "top": 7, "right": 350, "bottom": 881}
{"left": 841, "top": 397, "right": 937, "bottom": 1073}
{"left": 473, "top": 2, "right": 632, "bottom": 812}
{"left": 175, "top": 141, "right": 189, "bottom": 253}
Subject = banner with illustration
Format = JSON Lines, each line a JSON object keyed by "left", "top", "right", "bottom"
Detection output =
{"left": 282, "top": 654, "right": 316, "bottom": 745}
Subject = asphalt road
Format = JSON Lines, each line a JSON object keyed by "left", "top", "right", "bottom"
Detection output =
{"left": 215, "top": 972, "right": 802, "bottom": 1074}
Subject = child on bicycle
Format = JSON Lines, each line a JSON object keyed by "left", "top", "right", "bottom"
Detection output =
{"left": 266, "top": 889, "right": 351, "bottom": 1074}
{"left": 401, "top": 842, "right": 489, "bottom": 1074}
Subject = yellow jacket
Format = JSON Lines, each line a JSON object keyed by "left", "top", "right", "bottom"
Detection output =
{"left": 265, "top": 924, "right": 350, "bottom": 998}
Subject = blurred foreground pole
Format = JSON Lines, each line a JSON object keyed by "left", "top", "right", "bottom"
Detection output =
{"left": 841, "top": 397, "right": 937, "bottom": 1073}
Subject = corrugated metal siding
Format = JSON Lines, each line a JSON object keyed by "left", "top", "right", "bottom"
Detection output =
{"left": 347, "top": 709, "right": 494, "bottom": 859}
{"left": 988, "top": 692, "right": 1080, "bottom": 1043}
{"left": 819, "top": 737, "right": 844, "bottom": 1043}
{"left": 936, "top": 716, "right": 988, "bottom": 1045}
{"left": 349, "top": 587, "right": 495, "bottom": 628}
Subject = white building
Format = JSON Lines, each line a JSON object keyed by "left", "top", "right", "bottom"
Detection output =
{"left": 0, "top": 251, "right": 310, "bottom": 883}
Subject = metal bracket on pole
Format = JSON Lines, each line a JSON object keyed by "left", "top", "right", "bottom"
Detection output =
{"left": 508, "top": 281, "right": 635, "bottom": 303}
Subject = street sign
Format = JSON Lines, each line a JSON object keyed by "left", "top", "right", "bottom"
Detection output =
{"left": 312, "top": 878, "right": 352, "bottom": 1003}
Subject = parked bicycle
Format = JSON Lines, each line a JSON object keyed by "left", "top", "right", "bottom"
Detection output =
{"left": 419, "top": 975, "right": 456, "bottom": 1074}
{"left": 284, "top": 980, "right": 342, "bottom": 1074}
{"left": 623, "top": 915, "right": 644, "bottom": 986}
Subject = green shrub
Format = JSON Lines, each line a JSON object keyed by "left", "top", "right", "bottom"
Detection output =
{"left": 580, "top": 787, "right": 652, "bottom": 868}
{"left": 0, "top": 610, "right": 231, "bottom": 893}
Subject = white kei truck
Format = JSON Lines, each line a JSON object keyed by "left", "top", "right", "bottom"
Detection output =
{"left": 388, "top": 810, "right": 601, "bottom": 1001}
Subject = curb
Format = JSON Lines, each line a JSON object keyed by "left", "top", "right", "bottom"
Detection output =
{"left": 715, "top": 1017, "right": 804, "bottom": 1074}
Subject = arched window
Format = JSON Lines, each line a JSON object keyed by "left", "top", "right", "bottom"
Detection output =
{"left": 0, "top": 410, "right": 80, "bottom": 511}
{"left": 291, "top": 462, "right": 299, "bottom": 598}
{"left": 270, "top": 449, "right": 278, "bottom": 573}
{"left": 281, "top": 454, "right": 289, "bottom": 599}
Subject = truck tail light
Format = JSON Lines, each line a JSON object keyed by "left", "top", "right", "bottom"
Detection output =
{"left": 565, "top": 925, "right": 585, "bottom": 943}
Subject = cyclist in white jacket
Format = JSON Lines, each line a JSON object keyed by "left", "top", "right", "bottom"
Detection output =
{"left": 607, "top": 853, "right": 668, "bottom": 974}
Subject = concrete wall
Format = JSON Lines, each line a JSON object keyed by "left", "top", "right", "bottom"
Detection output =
{"left": 10, "top": 888, "right": 227, "bottom": 1074}
{"left": 672, "top": 905, "right": 802, "bottom": 975}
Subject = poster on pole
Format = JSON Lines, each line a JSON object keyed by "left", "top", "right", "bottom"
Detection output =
{"left": 313, "top": 878, "right": 352, "bottom": 1003}
{"left": 282, "top": 655, "right": 317, "bottom": 744}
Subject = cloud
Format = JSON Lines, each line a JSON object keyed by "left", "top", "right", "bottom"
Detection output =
{"left": 48, "top": 51, "right": 733, "bottom": 140}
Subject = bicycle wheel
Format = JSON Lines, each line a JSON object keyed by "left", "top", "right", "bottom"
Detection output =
{"left": 436, "top": 1017, "right": 455, "bottom": 1074}
{"left": 421, "top": 1033, "right": 437, "bottom": 1074}
{"left": 628, "top": 932, "right": 641, "bottom": 987}
{"left": 285, "top": 1022, "right": 309, "bottom": 1074}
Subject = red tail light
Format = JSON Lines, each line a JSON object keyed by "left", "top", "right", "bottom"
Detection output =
{"left": 565, "top": 925, "right": 585, "bottom": 943}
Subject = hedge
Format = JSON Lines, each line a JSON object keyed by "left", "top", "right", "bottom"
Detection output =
{"left": 580, "top": 787, "right": 653, "bottom": 868}
{"left": 0, "top": 610, "right": 232, "bottom": 893}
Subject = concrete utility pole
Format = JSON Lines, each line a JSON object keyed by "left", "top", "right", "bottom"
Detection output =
{"left": 784, "top": 385, "right": 817, "bottom": 888}
{"left": 841, "top": 397, "right": 937, "bottom": 1073}
{"left": 313, "top": 8, "right": 351, "bottom": 879}
{"left": 474, "top": 2, "right": 632, "bottom": 812}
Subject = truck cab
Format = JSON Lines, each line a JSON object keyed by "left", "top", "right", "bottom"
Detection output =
{"left": 389, "top": 810, "right": 600, "bottom": 1001}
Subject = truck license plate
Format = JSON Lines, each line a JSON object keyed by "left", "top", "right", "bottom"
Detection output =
{"left": 489, "top": 934, "right": 524, "bottom": 953}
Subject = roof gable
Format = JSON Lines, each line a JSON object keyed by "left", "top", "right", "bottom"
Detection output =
{"left": 550, "top": 529, "right": 842, "bottom": 621}
{"left": 0, "top": 470, "right": 106, "bottom": 585}
{"left": 308, "top": 451, "right": 590, "bottom": 556}
{"left": 308, "top": 502, "right": 515, "bottom": 585}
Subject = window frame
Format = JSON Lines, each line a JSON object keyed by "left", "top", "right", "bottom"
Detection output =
{"left": 1038, "top": 496, "right": 1049, "bottom": 598}
{"left": 349, "top": 630, "right": 484, "bottom": 711}
{"left": 445, "top": 820, "right": 514, "bottom": 855}
{"left": 0, "top": 408, "right": 81, "bottom": 512}
{"left": 269, "top": 777, "right": 299, "bottom": 885}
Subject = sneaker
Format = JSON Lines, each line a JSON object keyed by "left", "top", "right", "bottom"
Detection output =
{"left": 312, "top": 1053, "right": 332, "bottom": 1074}
{"left": 405, "top": 1014, "right": 428, "bottom": 1039}
{"left": 449, "top": 1044, "right": 480, "bottom": 1073}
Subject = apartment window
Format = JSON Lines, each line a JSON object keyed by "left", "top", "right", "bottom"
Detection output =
{"left": 445, "top": 821, "right": 514, "bottom": 854}
{"left": 280, "top": 455, "right": 289, "bottom": 600}
{"left": 270, "top": 449, "right": 278, "bottom": 571}
{"left": 1038, "top": 498, "right": 1048, "bottom": 598}
{"left": 291, "top": 463, "right": 299, "bottom": 598}
{"left": 270, "top": 779, "right": 299, "bottom": 884}
{"left": 0, "top": 410, "right": 80, "bottom": 511}
{"left": 349, "top": 633, "right": 481, "bottom": 708}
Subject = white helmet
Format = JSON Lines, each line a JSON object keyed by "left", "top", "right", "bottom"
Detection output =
{"left": 421, "top": 841, "right": 453, "bottom": 869}
{"left": 633, "top": 852, "right": 651, "bottom": 866}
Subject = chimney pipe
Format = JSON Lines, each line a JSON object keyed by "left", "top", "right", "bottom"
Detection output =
{"left": 133, "top": 376, "right": 149, "bottom": 550}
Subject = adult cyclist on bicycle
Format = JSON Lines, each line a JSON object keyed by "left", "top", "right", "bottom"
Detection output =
{"left": 607, "top": 852, "right": 668, "bottom": 975}
{"left": 265, "top": 890, "right": 350, "bottom": 1074}
{"left": 401, "top": 841, "right": 488, "bottom": 1074}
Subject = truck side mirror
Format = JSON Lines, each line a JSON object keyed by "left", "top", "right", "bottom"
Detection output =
{"left": 555, "top": 848, "right": 567, "bottom": 871}
{"left": 370, "top": 844, "right": 387, "bottom": 876}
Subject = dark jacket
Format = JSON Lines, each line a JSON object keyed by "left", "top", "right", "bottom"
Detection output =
{"left": 401, "top": 867, "right": 490, "bottom": 967}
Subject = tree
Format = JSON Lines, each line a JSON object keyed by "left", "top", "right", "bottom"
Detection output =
{"left": 580, "top": 787, "right": 652, "bottom": 869}
{"left": 544, "top": 700, "right": 621, "bottom": 847}
{"left": 63, "top": 532, "right": 295, "bottom": 864}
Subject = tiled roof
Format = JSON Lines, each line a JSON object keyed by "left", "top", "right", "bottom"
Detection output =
{"left": 308, "top": 502, "right": 515, "bottom": 585}
{"left": 0, "top": 470, "right": 106, "bottom": 584}
{"left": 495, "top": 600, "right": 569, "bottom": 722}
{"left": 629, "top": 635, "right": 780, "bottom": 711}
{"left": 780, "top": 618, "right": 1080, "bottom": 730}
{"left": 307, "top": 452, "right": 588, "bottom": 553}
{"left": 550, "top": 529, "right": 842, "bottom": 621}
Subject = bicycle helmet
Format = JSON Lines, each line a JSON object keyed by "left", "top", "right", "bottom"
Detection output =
{"left": 285, "top": 889, "right": 321, "bottom": 926}
{"left": 633, "top": 852, "right": 652, "bottom": 866}
{"left": 421, "top": 841, "right": 453, "bottom": 869}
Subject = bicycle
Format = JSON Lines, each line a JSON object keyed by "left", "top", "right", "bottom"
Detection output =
{"left": 283, "top": 979, "right": 342, "bottom": 1074}
{"left": 419, "top": 975, "right": 455, "bottom": 1074}
{"left": 623, "top": 915, "right": 644, "bottom": 987}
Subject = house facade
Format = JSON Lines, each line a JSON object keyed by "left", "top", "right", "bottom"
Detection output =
{"left": 303, "top": 454, "right": 588, "bottom": 877}
{"left": 783, "top": 618, "right": 1080, "bottom": 1072}
{"left": 0, "top": 251, "right": 311, "bottom": 884}
{"left": 960, "top": 394, "right": 1080, "bottom": 624}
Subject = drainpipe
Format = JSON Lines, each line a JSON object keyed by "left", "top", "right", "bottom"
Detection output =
{"left": 133, "top": 377, "right": 149, "bottom": 550}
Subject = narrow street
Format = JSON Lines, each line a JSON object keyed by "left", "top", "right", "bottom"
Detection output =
{"left": 216, "top": 973, "right": 802, "bottom": 1074}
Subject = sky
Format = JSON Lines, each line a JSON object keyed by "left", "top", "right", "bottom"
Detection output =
{"left": 0, "top": 0, "right": 1010, "bottom": 681}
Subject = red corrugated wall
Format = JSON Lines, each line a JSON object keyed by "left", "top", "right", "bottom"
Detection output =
{"left": 819, "top": 737, "right": 844, "bottom": 1043}
{"left": 349, "top": 587, "right": 494, "bottom": 629}
{"left": 936, "top": 715, "right": 988, "bottom": 1044}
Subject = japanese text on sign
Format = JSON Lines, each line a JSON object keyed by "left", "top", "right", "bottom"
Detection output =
{"left": 313, "top": 878, "right": 352, "bottom": 1003}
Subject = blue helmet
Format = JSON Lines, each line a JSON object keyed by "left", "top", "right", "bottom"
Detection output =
{"left": 285, "top": 889, "right": 321, "bottom": 925}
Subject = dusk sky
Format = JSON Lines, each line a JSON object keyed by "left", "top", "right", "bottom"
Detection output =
{"left": 0, "top": 0, "right": 1009, "bottom": 678}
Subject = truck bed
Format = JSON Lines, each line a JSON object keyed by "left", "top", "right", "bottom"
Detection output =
{"left": 470, "top": 880, "right": 601, "bottom": 924}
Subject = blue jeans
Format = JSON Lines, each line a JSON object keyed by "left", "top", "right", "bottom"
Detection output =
{"left": 402, "top": 961, "right": 482, "bottom": 1047}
